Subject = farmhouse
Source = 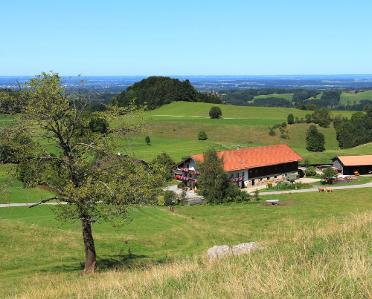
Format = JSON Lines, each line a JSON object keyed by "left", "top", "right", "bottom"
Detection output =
{"left": 175, "top": 144, "right": 302, "bottom": 188}
{"left": 332, "top": 155, "right": 372, "bottom": 175}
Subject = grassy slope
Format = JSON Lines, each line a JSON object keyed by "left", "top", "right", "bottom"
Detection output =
{"left": 118, "top": 102, "right": 359, "bottom": 163}
{"left": 340, "top": 90, "right": 372, "bottom": 105}
{"left": 0, "top": 164, "right": 54, "bottom": 203}
{"left": 0, "top": 189, "right": 371, "bottom": 297}
{"left": 253, "top": 93, "right": 293, "bottom": 101}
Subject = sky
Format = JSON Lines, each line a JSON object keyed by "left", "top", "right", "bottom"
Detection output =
{"left": 1, "top": 0, "right": 372, "bottom": 76}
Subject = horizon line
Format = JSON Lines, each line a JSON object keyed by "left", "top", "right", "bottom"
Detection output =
{"left": 1, "top": 73, "right": 372, "bottom": 78}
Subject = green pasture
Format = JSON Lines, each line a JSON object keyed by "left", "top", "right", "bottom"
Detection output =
{"left": 0, "top": 188, "right": 371, "bottom": 297}
{"left": 114, "top": 102, "right": 360, "bottom": 163}
{"left": 0, "top": 164, "right": 54, "bottom": 203}
{"left": 253, "top": 93, "right": 293, "bottom": 101}
{"left": 340, "top": 90, "right": 372, "bottom": 105}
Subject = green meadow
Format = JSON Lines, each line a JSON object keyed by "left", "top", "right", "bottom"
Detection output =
{"left": 119, "top": 102, "right": 367, "bottom": 164}
{"left": 249, "top": 90, "right": 372, "bottom": 105}
{"left": 340, "top": 90, "right": 372, "bottom": 105}
{"left": 253, "top": 93, "right": 294, "bottom": 101}
{"left": 0, "top": 188, "right": 371, "bottom": 297}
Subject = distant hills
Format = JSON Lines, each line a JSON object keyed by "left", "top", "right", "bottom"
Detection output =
{"left": 2, "top": 74, "right": 372, "bottom": 92}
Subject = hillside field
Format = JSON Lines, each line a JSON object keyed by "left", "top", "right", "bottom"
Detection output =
{"left": 250, "top": 90, "right": 372, "bottom": 105}
{"left": 118, "top": 102, "right": 371, "bottom": 164}
{"left": 0, "top": 188, "right": 371, "bottom": 298}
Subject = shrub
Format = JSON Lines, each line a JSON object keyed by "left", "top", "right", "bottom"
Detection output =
{"left": 312, "top": 109, "right": 332, "bottom": 128}
{"left": 145, "top": 136, "right": 151, "bottom": 145}
{"left": 164, "top": 190, "right": 177, "bottom": 206}
{"left": 89, "top": 116, "right": 109, "bottom": 134}
{"left": 209, "top": 106, "right": 222, "bottom": 119}
{"left": 198, "top": 131, "right": 208, "bottom": 140}
{"left": 152, "top": 152, "right": 175, "bottom": 181}
{"left": 157, "top": 195, "right": 165, "bottom": 206}
{"left": 0, "top": 127, "right": 34, "bottom": 164}
{"left": 271, "top": 181, "right": 311, "bottom": 191}
{"left": 321, "top": 167, "right": 338, "bottom": 184}
{"left": 268, "top": 127, "right": 276, "bottom": 136}
{"left": 287, "top": 113, "right": 295, "bottom": 125}
{"left": 305, "top": 166, "right": 317, "bottom": 177}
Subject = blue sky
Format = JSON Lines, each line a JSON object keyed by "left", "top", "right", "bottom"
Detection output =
{"left": 1, "top": 0, "right": 372, "bottom": 75}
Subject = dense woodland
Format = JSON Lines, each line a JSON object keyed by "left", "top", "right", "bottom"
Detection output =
{"left": 112, "top": 76, "right": 221, "bottom": 110}
{"left": 334, "top": 106, "right": 372, "bottom": 148}
{"left": 222, "top": 88, "right": 372, "bottom": 111}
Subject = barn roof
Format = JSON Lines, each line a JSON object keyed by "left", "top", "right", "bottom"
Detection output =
{"left": 191, "top": 144, "right": 302, "bottom": 172}
{"left": 334, "top": 155, "right": 372, "bottom": 167}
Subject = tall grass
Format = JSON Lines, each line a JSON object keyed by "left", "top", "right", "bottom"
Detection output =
{"left": 14, "top": 212, "right": 371, "bottom": 299}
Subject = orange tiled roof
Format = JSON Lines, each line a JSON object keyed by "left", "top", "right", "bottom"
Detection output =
{"left": 336, "top": 155, "right": 372, "bottom": 166}
{"left": 191, "top": 144, "right": 302, "bottom": 172}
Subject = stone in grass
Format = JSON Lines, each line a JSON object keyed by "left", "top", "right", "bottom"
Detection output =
{"left": 207, "top": 242, "right": 259, "bottom": 260}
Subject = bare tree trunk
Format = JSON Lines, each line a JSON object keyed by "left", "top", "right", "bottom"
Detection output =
{"left": 81, "top": 217, "right": 96, "bottom": 273}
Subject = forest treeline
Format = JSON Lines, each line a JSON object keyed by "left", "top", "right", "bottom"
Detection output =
{"left": 112, "top": 76, "right": 220, "bottom": 110}
{"left": 222, "top": 88, "right": 372, "bottom": 111}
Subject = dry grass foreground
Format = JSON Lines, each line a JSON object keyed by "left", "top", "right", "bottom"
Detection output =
{"left": 13, "top": 212, "right": 371, "bottom": 299}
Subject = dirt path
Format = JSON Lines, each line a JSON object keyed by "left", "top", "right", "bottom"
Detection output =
{"left": 1, "top": 182, "right": 372, "bottom": 208}
{"left": 258, "top": 182, "right": 372, "bottom": 196}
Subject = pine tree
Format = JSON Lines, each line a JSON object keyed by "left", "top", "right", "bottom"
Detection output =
{"left": 197, "top": 149, "right": 229, "bottom": 204}
{"left": 306, "top": 125, "right": 325, "bottom": 152}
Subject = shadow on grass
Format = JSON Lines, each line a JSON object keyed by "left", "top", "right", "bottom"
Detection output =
{"left": 46, "top": 253, "right": 173, "bottom": 273}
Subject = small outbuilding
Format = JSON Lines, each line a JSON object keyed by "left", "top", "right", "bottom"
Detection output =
{"left": 332, "top": 155, "right": 372, "bottom": 175}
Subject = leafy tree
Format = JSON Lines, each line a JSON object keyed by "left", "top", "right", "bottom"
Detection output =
{"left": 21, "top": 73, "right": 164, "bottom": 273}
{"left": 334, "top": 108, "right": 372, "bottom": 149}
{"left": 287, "top": 113, "right": 295, "bottom": 125}
{"left": 311, "top": 109, "right": 332, "bottom": 128}
{"left": 305, "top": 166, "right": 317, "bottom": 177}
{"left": 145, "top": 136, "right": 151, "bottom": 145}
{"left": 0, "top": 125, "right": 35, "bottom": 163}
{"left": 305, "top": 114, "right": 312, "bottom": 123}
{"left": 198, "top": 131, "right": 208, "bottom": 140}
{"left": 152, "top": 152, "right": 175, "bottom": 181}
{"left": 0, "top": 89, "right": 26, "bottom": 114}
{"left": 209, "top": 106, "right": 222, "bottom": 119}
{"left": 197, "top": 149, "right": 229, "bottom": 204}
{"left": 306, "top": 125, "right": 325, "bottom": 152}
{"left": 164, "top": 190, "right": 176, "bottom": 206}
{"left": 89, "top": 115, "right": 109, "bottom": 134}
{"left": 322, "top": 167, "right": 338, "bottom": 184}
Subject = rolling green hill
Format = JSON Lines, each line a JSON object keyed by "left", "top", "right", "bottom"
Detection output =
{"left": 118, "top": 102, "right": 359, "bottom": 163}
{"left": 253, "top": 93, "right": 293, "bottom": 101}
{"left": 340, "top": 90, "right": 372, "bottom": 105}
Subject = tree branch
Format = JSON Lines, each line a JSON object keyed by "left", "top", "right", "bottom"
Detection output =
{"left": 28, "top": 196, "right": 71, "bottom": 208}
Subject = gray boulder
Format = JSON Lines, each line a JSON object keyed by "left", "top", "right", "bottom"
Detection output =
{"left": 207, "top": 242, "right": 259, "bottom": 260}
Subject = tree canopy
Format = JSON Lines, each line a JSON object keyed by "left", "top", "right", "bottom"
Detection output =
{"left": 113, "top": 76, "right": 220, "bottom": 110}
{"left": 306, "top": 125, "right": 325, "bottom": 152}
{"left": 334, "top": 106, "right": 372, "bottom": 148}
{"left": 20, "top": 72, "right": 165, "bottom": 273}
{"left": 209, "top": 106, "right": 222, "bottom": 119}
